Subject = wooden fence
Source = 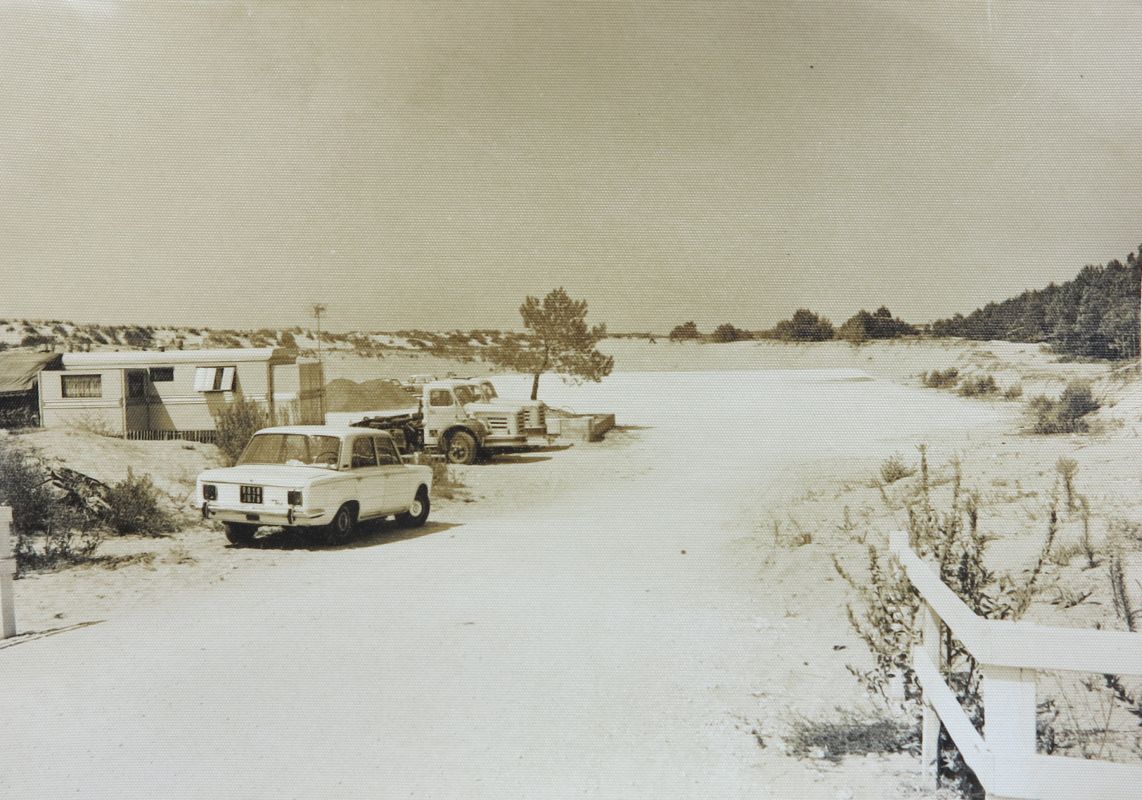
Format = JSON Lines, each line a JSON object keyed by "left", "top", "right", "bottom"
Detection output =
{"left": 889, "top": 532, "right": 1142, "bottom": 799}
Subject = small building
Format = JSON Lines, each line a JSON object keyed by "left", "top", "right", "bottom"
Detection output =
{"left": 39, "top": 348, "right": 323, "bottom": 441}
{"left": 0, "top": 350, "right": 63, "bottom": 428}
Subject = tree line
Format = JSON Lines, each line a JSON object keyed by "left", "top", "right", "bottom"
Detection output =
{"left": 669, "top": 306, "right": 916, "bottom": 344}
{"left": 931, "top": 246, "right": 1141, "bottom": 360}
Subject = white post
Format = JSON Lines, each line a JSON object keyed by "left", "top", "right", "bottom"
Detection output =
{"left": 0, "top": 506, "right": 16, "bottom": 639}
{"left": 982, "top": 664, "right": 1036, "bottom": 799}
{"left": 920, "top": 600, "right": 942, "bottom": 789}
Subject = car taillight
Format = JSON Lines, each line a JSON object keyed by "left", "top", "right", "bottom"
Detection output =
{"left": 203, "top": 484, "right": 217, "bottom": 501}
{"left": 287, "top": 490, "right": 302, "bottom": 506}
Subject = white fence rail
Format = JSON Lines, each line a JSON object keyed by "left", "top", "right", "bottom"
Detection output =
{"left": 889, "top": 532, "right": 1142, "bottom": 800}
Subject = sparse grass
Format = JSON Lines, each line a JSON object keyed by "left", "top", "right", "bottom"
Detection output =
{"left": 411, "top": 454, "right": 465, "bottom": 500}
{"left": 1056, "top": 458, "right": 1079, "bottom": 511}
{"left": 1027, "top": 381, "right": 1100, "bottom": 434}
{"left": 879, "top": 453, "right": 915, "bottom": 485}
{"left": 770, "top": 519, "right": 812, "bottom": 548}
{"left": 920, "top": 368, "right": 959, "bottom": 388}
{"left": 786, "top": 710, "right": 916, "bottom": 762}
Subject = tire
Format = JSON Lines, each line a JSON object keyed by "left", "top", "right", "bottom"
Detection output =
{"left": 444, "top": 431, "right": 478, "bottom": 465}
{"left": 322, "top": 504, "right": 357, "bottom": 546}
{"left": 396, "top": 486, "right": 430, "bottom": 528}
{"left": 223, "top": 522, "right": 257, "bottom": 545}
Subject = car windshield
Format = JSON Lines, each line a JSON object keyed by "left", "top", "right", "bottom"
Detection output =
{"left": 454, "top": 385, "right": 478, "bottom": 405}
{"left": 238, "top": 434, "right": 342, "bottom": 468}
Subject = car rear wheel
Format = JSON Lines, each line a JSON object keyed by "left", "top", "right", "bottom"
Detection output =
{"left": 396, "top": 487, "right": 430, "bottom": 528}
{"left": 223, "top": 522, "right": 257, "bottom": 545}
{"left": 322, "top": 504, "right": 357, "bottom": 546}
{"left": 445, "top": 431, "right": 477, "bottom": 465}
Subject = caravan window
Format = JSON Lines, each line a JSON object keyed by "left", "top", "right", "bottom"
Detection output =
{"left": 149, "top": 367, "right": 174, "bottom": 382}
{"left": 61, "top": 374, "right": 102, "bottom": 399}
{"left": 193, "top": 366, "right": 236, "bottom": 392}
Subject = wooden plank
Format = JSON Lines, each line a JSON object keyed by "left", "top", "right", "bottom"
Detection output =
{"left": 890, "top": 533, "right": 1142, "bottom": 675}
{"left": 1019, "top": 754, "right": 1142, "bottom": 800}
{"left": 912, "top": 647, "right": 994, "bottom": 788}
{"left": 920, "top": 602, "right": 942, "bottom": 790}
{"left": 982, "top": 666, "right": 1035, "bottom": 797}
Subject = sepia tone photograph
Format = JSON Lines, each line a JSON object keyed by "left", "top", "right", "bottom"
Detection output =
{"left": 1, "top": 2, "right": 1140, "bottom": 798}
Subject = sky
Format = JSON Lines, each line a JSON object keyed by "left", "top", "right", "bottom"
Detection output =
{"left": 2, "top": 0, "right": 1141, "bottom": 333}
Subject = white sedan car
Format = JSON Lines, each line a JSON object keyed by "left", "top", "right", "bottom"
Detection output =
{"left": 195, "top": 425, "right": 433, "bottom": 545}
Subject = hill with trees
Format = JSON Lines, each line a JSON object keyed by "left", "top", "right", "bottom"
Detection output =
{"left": 932, "top": 246, "right": 1141, "bottom": 360}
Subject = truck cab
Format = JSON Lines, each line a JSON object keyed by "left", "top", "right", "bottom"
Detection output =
{"left": 421, "top": 380, "right": 527, "bottom": 462}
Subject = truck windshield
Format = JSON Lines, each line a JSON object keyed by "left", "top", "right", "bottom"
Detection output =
{"left": 454, "top": 386, "right": 479, "bottom": 405}
{"left": 238, "top": 434, "right": 342, "bottom": 468}
{"left": 479, "top": 382, "right": 498, "bottom": 400}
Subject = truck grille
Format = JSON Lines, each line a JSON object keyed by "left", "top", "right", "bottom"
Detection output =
{"left": 482, "top": 411, "right": 525, "bottom": 435}
{"left": 484, "top": 414, "right": 511, "bottom": 433}
{"left": 532, "top": 405, "right": 545, "bottom": 429}
{"left": 240, "top": 485, "right": 263, "bottom": 504}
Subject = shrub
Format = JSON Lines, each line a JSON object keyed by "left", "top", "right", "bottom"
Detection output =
{"left": 711, "top": 323, "right": 751, "bottom": 343}
{"left": 835, "top": 452, "right": 1058, "bottom": 795}
{"left": 879, "top": 454, "right": 915, "bottom": 485}
{"left": 0, "top": 440, "right": 101, "bottom": 573}
{"left": 669, "top": 321, "right": 701, "bottom": 341}
{"left": 1028, "top": 381, "right": 1100, "bottom": 434}
{"left": 1004, "top": 383, "right": 1024, "bottom": 400}
{"left": 214, "top": 397, "right": 276, "bottom": 466}
{"left": 104, "top": 468, "right": 178, "bottom": 535}
{"left": 957, "top": 374, "right": 998, "bottom": 397}
{"left": 760, "top": 309, "right": 835, "bottom": 342}
{"left": 920, "top": 368, "right": 959, "bottom": 388}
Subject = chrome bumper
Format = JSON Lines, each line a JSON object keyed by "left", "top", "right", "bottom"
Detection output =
{"left": 200, "top": 502, "right": 326, "bottom": 526}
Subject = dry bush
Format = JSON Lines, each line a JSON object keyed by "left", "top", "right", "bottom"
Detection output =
{"left": 214, "top": 397, "right": 285, "bottom": 466}
{"left": 104, "top": 468, "right": 179, "bottom": 536}
{"left": 957, "top": 374, "right": 999, "bottom": 397}
{"left": 0, "top": 440, "right": 101, "bottom": 573}
{"left": 1004, "top": 383, "right": 1024, "bottom": 400}
{"left": 921, "top": 368, "right": 960, "bottom": 388}
{"left": 879, "top": 453, "right": 915, "bottom": 485}
{"left": 1027, "top": 381, "right": 1100, "bottom": 434}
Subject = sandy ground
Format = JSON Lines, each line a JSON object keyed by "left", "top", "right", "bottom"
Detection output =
{"left": 3, "top": 338, "right": 1139, "bottom": 798}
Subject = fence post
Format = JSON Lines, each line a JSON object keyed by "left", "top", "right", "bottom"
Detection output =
{"left": 0, "top": 506, "right": 16, "bottom": 639}
{"left": 919, "top": 600, "right": 942, "bottom": 789}
{"left": 981, "top": 664, "right": 1036, "bottom": 799}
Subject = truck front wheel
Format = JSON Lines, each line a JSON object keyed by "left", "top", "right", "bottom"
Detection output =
{"left": 445, "top": 431, "right": 478, "bottom": 465}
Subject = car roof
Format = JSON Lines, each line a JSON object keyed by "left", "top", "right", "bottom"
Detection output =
{"left": 254, "top": 425, "right": 393, "bottom": 440}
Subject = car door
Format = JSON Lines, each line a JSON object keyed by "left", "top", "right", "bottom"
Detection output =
{"left": 373, "top": 435, "right": 413, "bottom": 512}
{"left": 348, "top": 435, "right": 386, "bottom": 518}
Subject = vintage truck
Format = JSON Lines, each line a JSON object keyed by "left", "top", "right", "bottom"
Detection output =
{"left": 195, "top": 425, "right": 432, "bottom": 545}
{"left": 325, "top": 378, "right": 541, "bottom": 464}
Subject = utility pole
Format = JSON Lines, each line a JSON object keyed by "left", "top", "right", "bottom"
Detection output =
{"left": 312, "top": 303, "right": 327, "bottom": 418}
